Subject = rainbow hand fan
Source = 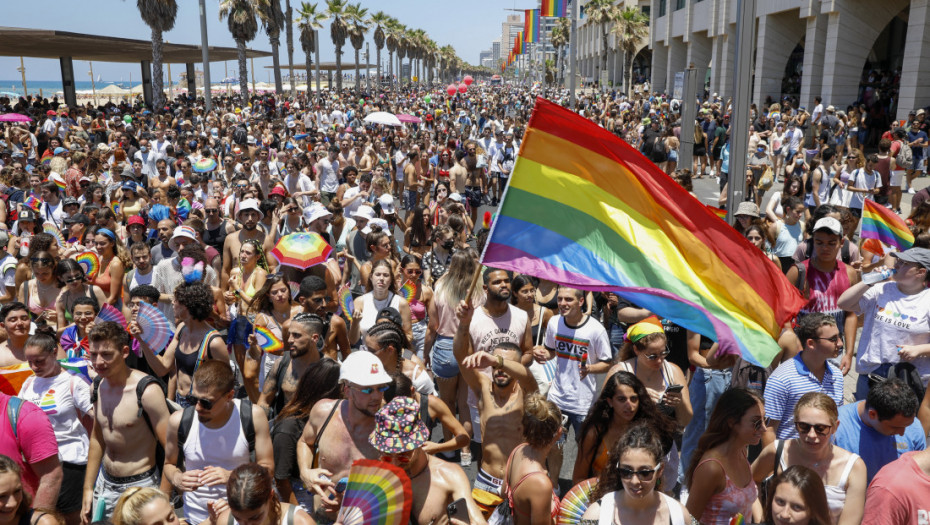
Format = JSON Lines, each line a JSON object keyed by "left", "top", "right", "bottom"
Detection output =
{"left": 95, "top": 303, "right": 127, "bottom": 327}
{"left": 338, "top": 284, "right": 354, "bottom": 322}
{"left": 729, "top": 514, "right": 745, "bottom": 525}
{"left": 254, "top": 326, "right": 284, "bottom": 354}
{"left": 75, "top": 252, "right": 100, "bottom": 280}
{"left": 42, "top": 223, "right": 65, "bottom": 247}
{"left": 556, "top": 477, "right": 598, "bottom": 525}
{"left": 135, "top": 302, "right": 173, "bottom": 354}
{"left": 399, "top": 280, "right": 419, "bottom": 301}
{"left": 336, "top": 459, "right": 412, "bottom": 525}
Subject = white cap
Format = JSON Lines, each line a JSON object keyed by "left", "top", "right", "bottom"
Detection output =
{"left": 361, "top": 218, "right": 390, "bottom": 235}
{"left": 237, "top": 198, "right": 264, "bottom": 219}
{"left": 812, "top": 217, "right": 842, "bottom": 236}
{"left": 378, "top": 194, "right": 396, "bottom": 215}
{"left": 339, "top": 351, "right": 391, "bottom": 386}
{"left": 351, "top": 205, "right": 376, "bottom": 221}
{"left": 168, "top": 225, "right": 198, "bottom": 252}
{"left": 447, "top": 192, "right": 463, "bottom": 203}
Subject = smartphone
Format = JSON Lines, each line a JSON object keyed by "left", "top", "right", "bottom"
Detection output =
{"left": 665, "top": 384, "right": 684, "bottom": 394}
{"left": 446, "top": 497, "right": 468, "bottom": 523}
{"left": 334, "top": 477, "right": 348, "bottom": 494}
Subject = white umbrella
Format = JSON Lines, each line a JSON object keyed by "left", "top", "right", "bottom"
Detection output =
{"left": 364, "top": 111, "right": 402, "bottom": 127}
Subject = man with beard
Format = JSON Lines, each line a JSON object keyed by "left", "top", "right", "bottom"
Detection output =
{"left": 533, "top": 286, "right": 613, "bottom": 486}
{"left": 369, "top": 397, "right": 487, "bottom": 525}
{"left": 221, "top": 199, "right": 266, "bottom": 295}
{"left": 149, "top": 218, "right": 176, "bottom": 266}
{"left": 162, "top": 360, "right": 273, "bottom": 524}
{"left": 297, "top": 276, "right": 351, "bottom": 361}
{"left": 298, "top": 351, "right": 390, "bottom": 524}
{"left": 258, "top": 313, "right": 323, "bottom": 417}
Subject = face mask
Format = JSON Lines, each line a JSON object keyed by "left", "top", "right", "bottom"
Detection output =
{"left": 140, "top": 146, "right": 148, "bottom": 153}
{"left": 442, "top": 240, "right": 455, "bottom": 250}
{"left": 796, "top": 159, "right": 803, "bottom": 165}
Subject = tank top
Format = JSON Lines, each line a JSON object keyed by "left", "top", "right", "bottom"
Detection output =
{"left": 129, "top": 268, "right": 154, "bottom": 291}
{"left": 182, "top": 399, "right": 252, "bottom": 523}
{"left": 694, "top": 458, "right": 757, "bottom": 525}
{"left": 92, "top": 256, "right": 114, "bottom": 297}
{"left": 203, "top": 220, "right": 230, "bottom": 252}
{"left": 176, "top": 329, "right": 218, "bottom": 392}
{"left": 775, "top": 444, "right": 859, "bottom": 523}
{"left": 358, "top": 292, "right": 401, "bottom": 342}
{"left": 798, "top": 259, "right": 850, "bottom": 330}
{"left": 408, "top": 296, "right": 426, "bottom": 323}
{"left": 596, "top": 491, "right": 685, "bottom": 525}
{"left": 773, "top": 220, "right": 803, "bottom": 257}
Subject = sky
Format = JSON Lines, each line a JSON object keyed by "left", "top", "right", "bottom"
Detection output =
{"left": 1, "top": 0, "right": 523, "bottom": 84}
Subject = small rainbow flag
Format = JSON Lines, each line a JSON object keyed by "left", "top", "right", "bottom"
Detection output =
{"left": 524, "top": 10, "right": 540, "bottom": 43}
{"left": 482, "top": 98, "right": 805, "bottom": 367}
{"left": 0, "top": 363, "right": 34, "bottom": 395}
{"left": 399, "top": 280, "right": 419, "bottom": 301}
{"left": 541, "top": 0, "right": 568, "bottom": 17}
{"left": 23, "top": 195, "right": 42, "bottom": 212}
{"left": 861, "top": 199, "right": 914, "bottom": 251}
{"left": 254, "top": 326, "right": 284, "bottom": 354}
{"left": 338, "top": 284, "right": 354, "bottom": 322}
{"left": 52, "top": 177, "right": 66, "bottom": 192}
{"left": 728, "top": 514, "right": 745, "bottom": 525}
{"left": 59, "top": 358, "right": 91, "bottom": 382}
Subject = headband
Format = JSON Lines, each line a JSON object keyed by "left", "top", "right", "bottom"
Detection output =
{"left": 97, "top": 228, "right": 116, "bottom": 242}
{"left": 627, "top": 317, "right": 665, "bottom": 344}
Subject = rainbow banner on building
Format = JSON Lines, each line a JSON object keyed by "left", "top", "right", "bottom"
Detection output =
{"left": 861, "top": 199, "right": 914, "bottom": 251}
{"left": 540, "top": 0, "right": 569, "bottom": 17}
{"left": 524, "top": 10, "right": 540, "bottom": 43}
{"left": 482, "top": 98, "right": 805, "bottom": 366}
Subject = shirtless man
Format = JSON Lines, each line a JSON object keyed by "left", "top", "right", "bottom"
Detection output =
{"left": 403, "top": 150, "right": 420, "bottom": 212}
{"left": 0, "top": 302, "right": 31, "bottom": 366}
{"left": 463, "top": 142, "right": 486, "bottom": 224}
{"left": 448, "top": 151, "right": 468, "bottom": 196}
{"left": 297, "top": 276, "right": 351, "bottom": 361}
{"left": 298, "top": 351, "right": 389, "bottom": 524}
{"left": 82, "top": 322, "right": 172, "bottom": 523}
{"left": 221, "top": 199, "right": 266, "bottom": 293}
{"left": 370, "top": 397, "right": 487, "bottom": 525}
{"left": 258, "top": 313, "right": 323, "bottom": 415}
{"left": 148, "top": 158, "right": 175, "bottom": 192}
{"left": 454, "top": 300, "right": 538, "bottom": 506}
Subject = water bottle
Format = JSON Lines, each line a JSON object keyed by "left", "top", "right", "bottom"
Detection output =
{"left": 862, "top": 268, "right": 896, "bottom": 285}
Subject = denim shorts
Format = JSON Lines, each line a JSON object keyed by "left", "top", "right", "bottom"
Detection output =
{"left": 430, "top": 336, "right": 459, "bottom": 379}
{"left": 92, "top": 467, "right": 159, "bottom": 522}
{"left": 227, "top": 315, "right": 253, "bottom": 346}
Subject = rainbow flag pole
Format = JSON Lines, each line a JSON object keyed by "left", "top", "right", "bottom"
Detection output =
{"left": 481, "top": 98, "right": 806, "bottom": 366}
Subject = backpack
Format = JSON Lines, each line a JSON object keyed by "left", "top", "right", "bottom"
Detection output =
{"left": 6, "top": 396, "right": 23, "bottom": 440}
{"left": 869, "top": 362, "right": 926, "bottom": 406}
{"left": 177, "top": 399, "right": 256, "bottom": 464}
{"left": 233, "top": 125, "right": 248, "bottom": 146}
{"left": 895, "top": 140, "right": 913, "bottom": 170}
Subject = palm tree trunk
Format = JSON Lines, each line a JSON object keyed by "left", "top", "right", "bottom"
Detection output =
{"left": 376, "top": 48, "right": 382, "bottom": 87}
{"left": 625, "top": 51, "right": 634, "bottom": 99}
{"left": 271, "top": 37, "right": 283, "bottom": 94}
{"left": 602, "top": 29, "right": 609, "bottom": 88}
{"left": 335, "top": 45, "right": 343, "bottom": 91}
{"left": 354, "top": 48, "right": 361, "bottom": 91}
{"left": 286, "top": 0, "right": 295, "bottom": 97}
{"left": 305, "top": 47, "right": 313, "bottom": 95}
{"left": 151, "top": 27, "right": 164, "bottom": 108}
{"left": 237, "top": 40, "right": 249, "bottom": 101}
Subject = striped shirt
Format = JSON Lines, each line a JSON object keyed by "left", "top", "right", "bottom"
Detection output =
{"left": 764, "top": 353, "right": 844, "bottom": 439}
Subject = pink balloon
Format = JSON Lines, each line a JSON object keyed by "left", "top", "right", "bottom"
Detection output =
{"left": 458, "top": 83, "right": 468, "bottom": 93}
{"left": 463, "top": 75, "right": 474, "bottom": 86}
{"left": 446, "top": 84, "right": 457, "bottom": 96}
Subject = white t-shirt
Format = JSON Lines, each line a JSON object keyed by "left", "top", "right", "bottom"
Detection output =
{"left": 545, "top": 315, "right": 613, "bottom": 416}
{"left": 856, "top": 282, "right": 930, "bottom": 382}
{"left": 283, "top": 172, "right": 316, "bottom": 208}
{"left": 812, "top": 103, "right": 824, "bottom": 123}
{"left": 394, "top": 150, "right": 407, "bottom": 180}
{"left": 317, "top": 157, "right": 340, "bottom": 193}
{"left": 18, "top": 371, "right": 92, "bottom": 464}
{"left": 848, "top": 168, "right": 883, "bottom": 210}
{"left": 42, "top": 200, "right": 65, "bottom": 229}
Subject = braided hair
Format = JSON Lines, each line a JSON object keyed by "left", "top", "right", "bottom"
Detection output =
{"left": 366, "top": 320, "right": 407, "bottom": 371}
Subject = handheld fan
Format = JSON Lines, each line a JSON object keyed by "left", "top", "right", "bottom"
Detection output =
{"left": 338, "top": 284, "right": 355, "bottom": 322}
{"left": 75, "top": 252, "right": 100, "bottom": 280}
{"left": 398, "top": 280, "right": 419, "bottom": 302}
{"left": 135, "top": 302, "right": 173, "bottom": 355}
{"left": 556, "top": 477, "right": 598, "bottom": 525}
{"left": 95, "top": 303, "right": 127, "bottom": 327}
{"left": 254, "top": 326, "right": 284, "bottom": 354}
{"left": 336, "top": 459, "right": 412, "bottom": 525}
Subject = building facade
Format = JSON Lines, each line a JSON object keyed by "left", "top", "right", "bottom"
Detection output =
{"left": 575, "top": 0, "right": 653, "bottom": 86}
{"left": 649, "top": 0, "right": 923, "bottom": 120}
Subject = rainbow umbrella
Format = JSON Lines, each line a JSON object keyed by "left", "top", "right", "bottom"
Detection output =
{"left": 271, "top": 232, "right": 332, "bottom": 270}
{"left": 193, "top": 157, "right": 217, "bottom": 173}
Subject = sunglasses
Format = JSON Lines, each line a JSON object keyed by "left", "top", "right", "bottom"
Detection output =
{"left": 353, "top": 385, "right": 390, "bottom": 395}
{"left": 380, "top": 450, "right": 415, "bottom": 464}
{"left": 30, "top": 257, "right": 53, "bottom": 267}
{"left": 205, "top": 209, "right": 219, "bottom": 214}
{"left": 617, "top": 463, "right": 661, "bottom": 481}
{"left": 405, "top": 269, "right": 422, "bottom": 275}
{"left": 795, "top": 421, "right": 831, "bottom": 436}
{"left": 63, "top": 275, "right": 83, "bottom": 284}
{"left": 186, "top": 394, "right": 220, "bottom": 410}
{"left": 643, "top": 349, "right": 671, "bottom": 361}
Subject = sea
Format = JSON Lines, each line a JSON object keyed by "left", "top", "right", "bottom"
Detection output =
{"left": 0, "top": 80, "right": 139, "bottom": 96}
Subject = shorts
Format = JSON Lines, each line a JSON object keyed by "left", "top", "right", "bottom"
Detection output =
{"left": 890, "top": 170, "right": 905, "bottom": 186}
{"left": 227, "top": 315, "right": 253, "bottom": 346}
{"left": 430, "top": 336, "right": 459, "bottom": 379}
{"left": 668, "top": 150, "right": 678, "bottom": 163}
{"left": 712, "top": 146, "right": 723, "bottom": 161}
{"left": 411, "top": 319, "right": 427, "bottom": 361}
{"left": 556, "top": 410, "right": 585, "bottom": 446}
{"left": 474, "top": 468, "right": 504, "bottom": 496}
{"left": 465, "top": 186, "right": 482, "bottom": 209}
{"left": 92, "top": 467, "right": 159, "bottom": 522}
{"left": 404, "top": 190, "right": 418, "bottom": 211}
{"left": 58, "top": 462, "right": 87, "bottom": 514}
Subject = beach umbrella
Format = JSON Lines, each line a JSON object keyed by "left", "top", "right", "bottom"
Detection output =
{"left": 271, "top": 232, "right": 332, "bottom": 270}
{"left": 0, "top": 92, "right": 20, "bottom": 98}
{"left": 395, "top": 114, "right": 422, "bottom": 124}
{"left": 364, "top": 111, "right": 402, "bottom": 127}
{"left": 0, "top": 113, "right": 31, "bottom": 123}
{"left": 192, "top": 158, "right": 217, "bottom": 173}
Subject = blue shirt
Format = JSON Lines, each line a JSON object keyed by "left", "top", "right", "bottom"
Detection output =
{"left": 834, "top": 401, "right": 926, "bottom": 483}
{"left": 764, "top": 353, "right": 844, "bottom": 439}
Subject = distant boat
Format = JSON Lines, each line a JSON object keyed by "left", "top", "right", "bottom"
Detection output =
{"left": 97, "top": 74, "right": 102, "bottom": 83}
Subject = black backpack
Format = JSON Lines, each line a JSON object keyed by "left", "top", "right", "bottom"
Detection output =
{"left": 233, "top": 125, "right": 248, "bottom": 146}
{"left": 177, "top": 399, "right": 257, "bottom": 464}
{"left": 869, "top": 362, "right": 927, "bottom": 406}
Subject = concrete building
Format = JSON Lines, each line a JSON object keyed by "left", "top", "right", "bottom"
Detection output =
{"left": 502, "top": 14, "right": 525, "bottom": 56}
{"left": 492, "top": 40, "right": 502, "bottom": 65}
{"left": 576, "top": 0, "right": 653, "bottom": 87}
{"left": 649, "top": 0, "right": 922, "bottom": 120}
{"left": 479, "top": 49, "right": 494, "bottom": 69}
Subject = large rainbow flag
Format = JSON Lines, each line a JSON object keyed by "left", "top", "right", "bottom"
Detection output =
{"left": 524, "top": 10, "right": 540, "bottom": 43}
{"left": 861, "top": 199, "right": 914, "bottom": 251}
{"left": 0, "top": 363, "right": 34, "bottom": 395}
{"left": 541, "top": 0, "right": 569, "bottom": 17}
{"left": 482, "top": 98, "right": 805, "bottom": 366}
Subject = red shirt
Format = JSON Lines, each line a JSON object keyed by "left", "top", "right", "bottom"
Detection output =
{"left": 64, "top": 165, "right": 84, "bottom": 198}
{"left": 0, "top": 394, "right": 59, "bottom": 497}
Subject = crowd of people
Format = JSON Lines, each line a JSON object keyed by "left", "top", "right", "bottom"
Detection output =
{"left": 0, "top": 80, "right": 929, "bottom": 525}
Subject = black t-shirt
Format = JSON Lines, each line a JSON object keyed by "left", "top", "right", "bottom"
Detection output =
{"left": 615, "top": 297, "right": 690, "bottom": 372}
{"left": 272, "top": 416, "right": 307, "bottom": 480}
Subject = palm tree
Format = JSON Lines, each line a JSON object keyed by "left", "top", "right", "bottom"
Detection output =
{"left": 345, "top": 3, "right": 369, "bottom": 92}
{"left": 219, "top": 0, "right": 260, "bottom": 99}
{"left": 285, "top": 0, "right": 295, "bottom": 96}
{"left": 136, "top": 0, "right": 178, "bottom": 109}
{"left": 439, "top": 44, "right": 456, "bottom": 83}
{"left": 393, "top": 24, "right": 408, "bottom": 86}
{"left": 613, "top": 7, "right": 650, "bottom": 98}
{"left": 385, "top": 18, "right": 402, "bottom": 87}
{"left": 325, "top": 0, "right": 350, "bottom": 91}
{"left": 370, "top": 11, "right": 389, "bottom": 87}
{"left": 423, "top": 39, "right": 438, "bottom": 84}
{"left": 295, "top": 2, "right": 326, "bottom": 95}
{"left": 585, "top": 0, "right": 618, "bottom": 88}
{"left": 257, "top": 0, "right": 286, "bottom": 94}
{"left": 550, "top": 17, "right": 570, "bottom": 86}
{"left": 409, "top": 29, "right": 428, "bottom": 84}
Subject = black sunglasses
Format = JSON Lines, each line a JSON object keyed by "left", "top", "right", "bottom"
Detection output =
{"left": 63, "top": 275, "right": 84, "bottom": 284}
{"left": 795, "top": 421, "right": 831, "bottom": 436}
{"left": 186, "top": 394, "right": 219, "bottom": 410}
{"left": 30, "top": 257, "right": 53, "bottom": 266}
{"left": 617, "top": 463, "right": 661, "bottom": 481}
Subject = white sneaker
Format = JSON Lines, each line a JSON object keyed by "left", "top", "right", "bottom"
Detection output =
{"left": 909, "top": 187, "right": 917, "bottom": 194}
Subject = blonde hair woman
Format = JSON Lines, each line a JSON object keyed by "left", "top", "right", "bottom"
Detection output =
{"left": 112, "top": 488, "right": 175, "bottom": 525}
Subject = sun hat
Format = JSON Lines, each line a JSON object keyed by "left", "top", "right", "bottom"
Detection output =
{"left": 735, "top": 201, "right": 760, "bottom": 217}
{"left": 361, "top": 218, "right": 389, "bottom": 235}
{"left": 237, "top": 198, "right": 264, "bottom": 219}
{"left": 269, "top": 186, "right": 287, "bottom": 197}
{"left": 351, "top": 205, "right": 376, "bottom": 222}
{"left": 168, "top": 225, "right": 198, "bottom": 252}
{"left": 369, "top": 397, "right": 430, "bottom": 454}
{"left": 304, "top": 203, "right": 333, "bottom": 224}
{"left": 121, "top": 181, "right": 138, "bottom": 193}
{"left": 127, "top": 215, "right": 146, "bottom": 227}
{"left": 339, "top": 351, "right": 390, "bottom": 386}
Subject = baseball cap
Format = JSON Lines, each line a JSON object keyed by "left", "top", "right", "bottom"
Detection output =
{"left": 369, "top": 397, "right": 429, "bottom": 454}
{"left": 269, "top": 186, "right": 287, "bottom": 197}
{"left": 18, "top": 209, "right": 38, "bottom": 222}
{"left": 376, "top": 307, "right": 403, "bottom": 327}
{"left": 339, "top": 351, "right": 390, "bottom": 386}
{"left": 378, "top": 194, "right": 396, "bottom": 215}
{"left": 361, "top": 218, "right": 389, "bottom": 235}
{"left": 127, "top": 215, "right": 146, "bottom": 227}
{"left": 891, "top": 247, "right": 930, "bottom": 270}
{"left": 448, "top": 192, "right": 463, "bottom": 203}
{"left": 53, "top": 147, "right": 67, "bottom": 155}
{"left": 168, "top": 225, "right": 198, "bottom": 252}
{"left": 812, "top": 217, "right": 842, "bottom": 236}
{"left": 63, "top": 213, "right": 89, "bottom": 225}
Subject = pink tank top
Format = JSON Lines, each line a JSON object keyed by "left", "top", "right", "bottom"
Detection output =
{"left": 695, "top": 458, "right": 757, "bottom": 525}
{"left": 800, "top": 260, "right": 850, "bottom": 319}
{"left": 408, "top": 297, "right": 426, "bottom": 322}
